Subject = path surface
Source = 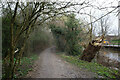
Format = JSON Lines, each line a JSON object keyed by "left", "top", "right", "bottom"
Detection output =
{"left": 27, "top": 47, "right": 97, "bottom": 78}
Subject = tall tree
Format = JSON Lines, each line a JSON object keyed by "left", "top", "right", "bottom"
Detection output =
{"left": 2, "top": 1, "right": 119, "bottom": 78}
{"left": 65, "top": 14, "right": 82, "bottom": 55}
{"left": 2, "top": 1, "right": 89, "bottom": 78}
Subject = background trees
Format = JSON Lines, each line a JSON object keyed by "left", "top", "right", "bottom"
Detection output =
{"left": 2, "top": 1, "right": 91, "bottom": 78}
{"left": 1, "top": 0, "right": 119, "bottom": 78}
{"left": 50, "top": 14, "right": 83, "bottom": 55}
{"left": 2, "top": 2, "right": 74, "bottom": 78}
{"left": 99, "top": 15, "right": 111, "bottom": 36}
{"left": 65, "top": 14, "right": 82, "bottom": 55}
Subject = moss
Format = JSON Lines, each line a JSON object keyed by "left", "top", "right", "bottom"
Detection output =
{"left": 58, "top": 53, "right": 119, "bottom": 78}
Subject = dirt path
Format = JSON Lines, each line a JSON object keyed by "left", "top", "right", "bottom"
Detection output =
{"left": 27, "top": 47, "right": 97, "bottom": 78}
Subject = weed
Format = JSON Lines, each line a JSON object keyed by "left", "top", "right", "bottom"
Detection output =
{"left": 15, "top": 54, "right": 38, "bottom": 78}
{"left": 59, "top": 53, "right": 119, "bottom": 78}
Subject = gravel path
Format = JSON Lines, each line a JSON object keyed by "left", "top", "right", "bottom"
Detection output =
{"left": 26, "top": 47, "right": 97, "bottom": 78}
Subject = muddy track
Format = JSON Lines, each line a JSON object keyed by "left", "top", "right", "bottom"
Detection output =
{"left": 26, "top": 47, "right": 97, "bottom": 78}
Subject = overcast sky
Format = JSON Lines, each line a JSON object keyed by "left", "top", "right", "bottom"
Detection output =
{"left": 91, "top": 0, "right": 119, "bottom": 36}
{"left": 73, "top": 0, "right": 119, "bottom": 36}
{"left": 58, "top": 0, "right": 119, "bottom": 36}
{"left": 1, "top": 0, "right": 119, "bottom": 35}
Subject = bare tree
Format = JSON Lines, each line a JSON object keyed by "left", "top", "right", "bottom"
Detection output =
{"left": 2, "top": 1, "right": 96, "bottom": 78}
{"left": 1, "top": 1, "right": 119, "bottom": 78}
{"left": 99, "top": 15, "right": 111, "bottom": 36}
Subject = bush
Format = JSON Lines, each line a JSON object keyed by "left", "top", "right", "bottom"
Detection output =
{"left": 50, "top": 14, "right": 83, "bottom": 55}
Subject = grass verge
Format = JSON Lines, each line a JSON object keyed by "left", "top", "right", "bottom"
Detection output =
{"left": 111, "top": 40, "right": 120, "bottom": 44}
{"left": 15, "top": 54, "right": 38, "bottom": 78}
{"left": 57, "top": 52, "right": 119, "bottom": 78}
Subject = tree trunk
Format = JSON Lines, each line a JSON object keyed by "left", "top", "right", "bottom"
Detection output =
{"left": 80, "top": 35, "right": 104, "bottom": 62}
{"left": 80, "top": 42, "right": 101, "bottom": 62}
{"left": 4, "top": 2, "right": 19, "bottom": 78}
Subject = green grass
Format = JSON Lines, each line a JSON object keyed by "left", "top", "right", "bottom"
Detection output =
{"left": 15, "top": 54, "right": 38, "bottom": 78}
{"left": 111, "top": 40, "right": 120, "bottom": 44}
{"left": 58, "top": 53, "right": 119, "bottom": 78}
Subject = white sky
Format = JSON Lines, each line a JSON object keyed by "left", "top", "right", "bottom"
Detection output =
{"left": 91, "top": 0, "right": 119, "bottom": 35}
{"left": 54, "top": 0, "right": 119, "bottom": 35}
{"left": 73, "top": 0, "right": 119, "bottom": 36}
{"left": 1, "top": 0, "right": 119, "bottom": 35}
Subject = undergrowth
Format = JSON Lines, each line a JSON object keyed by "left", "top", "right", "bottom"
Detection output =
{"left": 14, "top": 54, "right": 38, "bottom": 78}
{"left": 57, "top": 52, "right": 119, "bottom": 78}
